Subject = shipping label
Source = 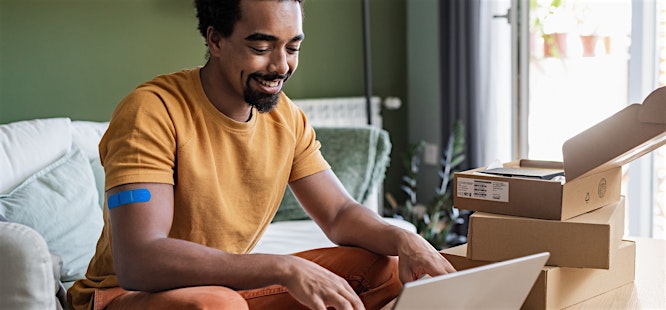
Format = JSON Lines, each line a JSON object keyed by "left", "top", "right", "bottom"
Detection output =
{"left": 457, "top": 177, "right": 509, "bottom": 202}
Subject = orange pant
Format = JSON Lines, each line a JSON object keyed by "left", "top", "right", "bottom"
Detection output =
{"left": 97, "top": 246, "right": 401, "bottom": 310}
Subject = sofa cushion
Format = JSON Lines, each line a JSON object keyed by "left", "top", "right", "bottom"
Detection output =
{"left": 0, "top": 215, "right": 66, "bottom": 309}
{"left": 0, "top": 221, "right": 57, "bottom": 309}
{"left": 0, "top": 118, "right": 72, "bottom": 194}
{"left": 90, "top": 156, "right": 106, "bottom": 209}
{"left": 71, "top": 120, "right": 110, "bottom": 209}
{"left": 273, "top": 126, "right": 391, "bottom": 222}
{"left": 71, "top": 120, "right": 109, "bottom": 161}
{"left": 252, "top": 217, "right": 416, "bottom": 254}
{"left": 0, "top": 147, "right": 104, "bottom": 282}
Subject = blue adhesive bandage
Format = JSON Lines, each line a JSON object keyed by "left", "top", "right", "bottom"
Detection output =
{"left": 107, "top": 188, "right": 151, "bottom": 210}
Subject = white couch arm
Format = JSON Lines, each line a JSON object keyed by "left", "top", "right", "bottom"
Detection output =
{"left": 0, "top": 222, "right": 57, "bottom": 310}
{"left": 252, "top": 218, "right": 417, "bottom": 255}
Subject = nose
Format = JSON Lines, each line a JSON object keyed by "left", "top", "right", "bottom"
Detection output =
{"left": 268, "top": 50, "right": 290, "bottom": 76}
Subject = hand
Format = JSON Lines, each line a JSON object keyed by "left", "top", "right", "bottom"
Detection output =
{"left": 281, "top": 256, "right": 365, "bottom": 310}
{"left": 396, "top": 233, "right": 456, "bottom": 283}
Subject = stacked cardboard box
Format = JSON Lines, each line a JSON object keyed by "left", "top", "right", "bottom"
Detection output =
{"left": 451, "top": 195, "right": 634, "bottom": 309}
{"left": 440, "top": 239, "right": 636, "bottom": 309}
{"left": 450, "top": 86, "right": 666, "bottom": 309}
{"left": 467, "top": 197, "right": 624, "bottom": 269}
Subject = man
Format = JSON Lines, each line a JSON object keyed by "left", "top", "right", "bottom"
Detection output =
{"left": 68, "top": 0, "right": 455, "bottom": 309}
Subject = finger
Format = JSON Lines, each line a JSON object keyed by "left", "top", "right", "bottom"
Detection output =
{"left": 332, "top": 278, "right": 364, "bottom": 310}
{"left": 330, "top": 299, "right": 353, "bottom": 310}
{"left": 433, "top": 255, "right": 456, "bottom": 274}
{"left": 424, "top": 264, "right": 454, "bottom": 278}
{"left": 309, "top": 296, "right": 327, "bottom": 310}
{"left": 341, "top": 281, "right": 361, "bottom": 303}
{"left": 399, "top": 266, "right": 418, "bottom": 283}
{"left": 324, "top": 293, "right": 356, "bottom": 310}
{"left": 339, "top": 288, "right": 364, "bottom": 310}
{"left": 418, "top": 252, "right": 456, "bottom": 277}
{"left": 443, "top": 259, "right": 457, "bottom": 273}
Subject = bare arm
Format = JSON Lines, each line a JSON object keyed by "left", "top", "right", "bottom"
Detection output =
{"left": 290, "top": 170, "right": 456, "bottom": 282}
{"left": 108, "top": 183, "right": 363, "bottom": 310}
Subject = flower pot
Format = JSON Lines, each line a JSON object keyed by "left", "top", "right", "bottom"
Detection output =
{"left": 580, "top": 35, "right": 598, "bottom": 57}
{"left": 543, "top": 32, "right": 568, "bottom": 58}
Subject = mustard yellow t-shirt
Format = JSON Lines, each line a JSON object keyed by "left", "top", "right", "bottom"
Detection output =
{"left": 68, "top": 67, "right": 330, "bottom": 309}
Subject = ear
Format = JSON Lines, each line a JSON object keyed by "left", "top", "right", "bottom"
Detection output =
{"left": 206, "top": 26, "right": 224, "bottom": 58}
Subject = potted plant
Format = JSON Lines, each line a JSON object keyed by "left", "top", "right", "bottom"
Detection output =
{"left": 573, "top": 1, "right": 605, "bottom": 57}
{"left": 532, "top": 0, "right": 574, "bottom": 58}
{"left": 384, "top": 121, "right": 466, "bottom": 249}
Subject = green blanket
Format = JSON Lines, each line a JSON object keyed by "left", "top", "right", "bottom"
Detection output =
{"left": 272, "top": 126, "right": 392, "bottom": 222}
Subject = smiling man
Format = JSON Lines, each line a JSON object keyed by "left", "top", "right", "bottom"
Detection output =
{"left": 67, "top": 0, "right": 455, "bottom": 309}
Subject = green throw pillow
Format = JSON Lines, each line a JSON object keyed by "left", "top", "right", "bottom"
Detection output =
{"left": 273, "top": 188, "right": 307, "bottom": 222}
{"left": 272, "top": 127, "right": 391, "bottom": 222}
{"left": 0, "top": 147, "right": 104, "bottom": 282}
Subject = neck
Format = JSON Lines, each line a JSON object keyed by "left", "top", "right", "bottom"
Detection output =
{"left": 245, "top": 108, "right": 253, "bottom": 122}
{"left": 200, "top": 63, "right": 252, "bottom": 122}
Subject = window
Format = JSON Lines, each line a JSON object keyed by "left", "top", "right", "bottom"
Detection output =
{"left": 483, "top": 0, "right": 664, "bottom": 237}
{"left": 653, "top": 0, "right": 666, "bottom": 238}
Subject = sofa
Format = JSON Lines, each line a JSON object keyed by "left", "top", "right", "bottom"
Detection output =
{"left": 0, "top": 117, "right": 415, "bottom": 309}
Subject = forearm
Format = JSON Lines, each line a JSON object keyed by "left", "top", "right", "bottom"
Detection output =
{"left": 114, "top": 237, "right": 293, "bottom": 292}
{"left": 327, "top": 204, "right": 456, "bottom": 283}
{"left": 325, "top": 203, "right": 420, "bottom": 257}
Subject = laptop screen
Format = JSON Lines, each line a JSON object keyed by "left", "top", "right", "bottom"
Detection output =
{"left": 392, "top": 252, "right": 549, "bottom": 310}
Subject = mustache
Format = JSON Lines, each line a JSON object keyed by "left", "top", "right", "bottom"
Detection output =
{"left": 249, "top": 72, "right": 290, "bottom": 81}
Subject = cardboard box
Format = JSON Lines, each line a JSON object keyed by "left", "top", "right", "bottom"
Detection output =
{"left": 466, "top": 197, "right": 624, "bottom": 269}
{"left": 454, "top": 86, "right": 666, "bottom": 220}
{"left": 441, "top": 241, "right": 636, "bottom": 310}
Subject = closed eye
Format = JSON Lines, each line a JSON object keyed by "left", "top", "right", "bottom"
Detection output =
{"left": 250, "top": 46, "right": 269, "bottom": 54}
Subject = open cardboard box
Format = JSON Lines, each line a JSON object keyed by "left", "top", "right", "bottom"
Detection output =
{"left": 441, "top": 241, "right": 636, "bottom": 310}
{"left": 466, "top": 197, "right": 624, "bottom": 269}
{"left": 454, "top": 87, "right": 666, "bottom": 220}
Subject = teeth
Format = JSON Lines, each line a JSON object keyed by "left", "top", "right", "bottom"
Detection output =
{"left": 259, "top": 79, "right": 279, "bottom": 87}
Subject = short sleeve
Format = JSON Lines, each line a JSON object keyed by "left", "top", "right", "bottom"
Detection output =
{"left": 286, "top": 105, "right": 330, "bottom": 182}
{"left": 99, "top": 89, "right": 177, "bottom": 190}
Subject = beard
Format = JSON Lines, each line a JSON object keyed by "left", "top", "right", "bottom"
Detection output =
{"left": 245, "top": 72, "right": 291, "bottom": 113}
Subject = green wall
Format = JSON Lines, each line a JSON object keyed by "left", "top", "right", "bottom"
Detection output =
{"left": 0, "top": 0, "right": 204, "bottom": 122}
{"left": 0, "top": 0, "right": 412, "bottom": 206}
{"left": 407, "top": 0, "right": 441, "bottom": 205}
{"left": 286, "top": 0, "right": 410, "bottom": 200}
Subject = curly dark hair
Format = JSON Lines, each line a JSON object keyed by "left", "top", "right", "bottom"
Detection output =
{"left": 194, "top": 0, "right": 304, "bottom": 39}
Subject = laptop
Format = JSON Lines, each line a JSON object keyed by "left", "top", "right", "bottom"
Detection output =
{"left": 391, "top": 252, "right": 549, "bottom": 310}
{"left": 481, "top": 167, "right": 564, "bottom": 180}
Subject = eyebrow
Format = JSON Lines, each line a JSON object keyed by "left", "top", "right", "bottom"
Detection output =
{"left": 244, "top": 33, "right": 304, "bottom": 43}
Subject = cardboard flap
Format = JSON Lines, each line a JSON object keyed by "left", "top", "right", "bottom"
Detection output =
{"left": 562, "top": 87, "right": 666, "bottom": 181}
{"left": 638, "top": 86, "right": 666, "bottom": 124}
